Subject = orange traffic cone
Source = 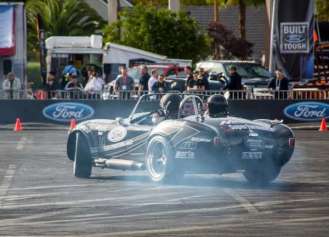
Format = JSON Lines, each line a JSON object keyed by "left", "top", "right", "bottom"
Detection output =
{"left": 69, "top": 118, "right": 77, "bottom": 130}
{"left": 14, "top": 118, "right": 23, "bottom": 132}
{"left": 319, "top": 118, "right": 328, "bottom": 132}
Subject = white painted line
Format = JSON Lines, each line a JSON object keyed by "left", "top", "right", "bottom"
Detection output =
{"left": 16, "top": 137, "right": 28, "bottom": 150}
{"left": 223, "top": 188, "right": 259, "bottom": 214}
{"left": 0, "top": 164, "right": 16, "bottom": 207}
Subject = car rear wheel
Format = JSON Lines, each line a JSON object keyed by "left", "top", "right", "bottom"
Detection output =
{"left": 145, "top": 136, "right": 183, "bottom": 183}
{"left": 243, "top": 159, "right": 281, "bottom": 186}
{"left": 73, "top": 132, "right": 92, "bottom": 178}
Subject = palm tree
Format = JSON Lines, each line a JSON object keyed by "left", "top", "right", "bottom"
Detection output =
{"left": 26, "top": 0, "right": 105, "bottom": 57}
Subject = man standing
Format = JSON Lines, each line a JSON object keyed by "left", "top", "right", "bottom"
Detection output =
{"left": 84, "top": 67, "right": 104, "bottom": 98}
{"left": 151, "top": 74, "right": 170, "bottom": 93}
{"left": 227, "top": 66, "right": 242, "bottom": 90}
{"left": 185, "top": 66, "right": 195, "bottom": 92}
{"left": 139, "top": 65, "right": 150, "bottom": 94}
{"left": 227, "top": 66, "right": 243, "bottom": 99}
{"left": 114, "top": 66, "right": 135, "bottom": 99}
{"left": 268, "top": 70, "right": 289, "bottom": 99}
{"left": 148, "top": 69, "right": 158, "bottom": 93}
{"left": 2, "top": 72, "right": 21, "bottom": 99}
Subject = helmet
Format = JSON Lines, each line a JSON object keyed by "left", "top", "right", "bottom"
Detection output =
{"left": 207, "top": 94, "right": 228, "bottom": 117}
{"left": 160, "top": 94, "right": 182, "bottom": 119}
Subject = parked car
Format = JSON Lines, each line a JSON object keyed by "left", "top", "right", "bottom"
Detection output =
{"left": 67, "top": 93, "right": 295, "bottom": 185}
{"left": 196, "top": 60, "right": 273, "bottom": 89}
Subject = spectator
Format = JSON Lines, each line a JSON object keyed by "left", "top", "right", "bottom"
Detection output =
{"left": 44, "top": 71, "right": 59, "bottom": 99}
{"left": 64, "top": 73, "right": 83, "bottom": 98}
{"left": 199, "top": 67, "right": 210, "bottom": 90}
{"left": 151, "top": 74, "right": 170, "bottom": 93}
{"left": 2, "top": 72, "right": 21, "bottom": 99}
{"left": 227, "top": 66, "right": 243, "bottom": 90}
{"left": 114, "top": 66, "right": 134, "bottom": 91}
{"left": 62, "top": 60, "right": 78, "bottom": 78}
{"left": 61, "top": 61, "right": 78, "bottom": 89}
{"left": 268, "top": 70, "right": 289, "bottom": 99}
{"left": 139, "top": 65, "right": 150, "bottom": 94}
{"left": 185, "top": 66, "right": 195, "bottom": 92}
{"left": 227, "top": 66, "right": 244, "bottom": 99}
{"left": 114, "top": 66, "right": 134, "bottom": 99}
{"left": 84, "top": 67, "right": 104, "bottom": 98}
{"left": 147, "top": 69, "right": 158, "bottom": 93}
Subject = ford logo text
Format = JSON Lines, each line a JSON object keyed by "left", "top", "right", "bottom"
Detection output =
{"left": 43, "top": 102, "right": 95, "bottom": 122}
{"left": 284, "top": 102, "right": 329, "bottom": 121}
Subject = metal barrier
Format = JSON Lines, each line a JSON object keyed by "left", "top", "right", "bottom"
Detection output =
{"left": 0, "top": 88, "right": 329, "bottom": 100}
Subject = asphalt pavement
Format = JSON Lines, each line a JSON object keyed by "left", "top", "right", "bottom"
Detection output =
{"left": 0, "top": 128, "right": 328, "bottom": 236}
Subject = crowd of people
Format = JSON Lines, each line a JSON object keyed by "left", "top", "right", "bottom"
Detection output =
{"left": 1, "top": 62, "right": 328, "bottom": 100}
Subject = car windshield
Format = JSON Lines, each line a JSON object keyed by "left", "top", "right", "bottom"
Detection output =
{"left": 129, "top": 94, "right": 162, "bottom": 122}
{"left": 224, "top": 63, "right": 271, "bottom": 79}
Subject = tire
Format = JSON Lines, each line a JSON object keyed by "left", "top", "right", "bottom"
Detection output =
{"left": 67, "top": 133, "right": 76, "bottom": 161}
{"left": 243, "top": 159, "right": 281, "bottom": 186}
{"left": 73, "top": 132, "right": 92, "bottom": 178}
{"left": 145, "top": 136, "right": 184, "bottom": 183}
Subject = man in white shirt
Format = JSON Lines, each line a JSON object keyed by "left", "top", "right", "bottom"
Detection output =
{"left": 2, "top": 72, "right": 22, "bottom": 99}
{"left": 84, "top": 68, "right": 104, "bottom": 98}
{"left": 148, "top": 69, "right": 158, "bottom": 93}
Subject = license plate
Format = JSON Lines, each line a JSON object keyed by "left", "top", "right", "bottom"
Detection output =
{"left": 175, "top": 151, "right": 195, "bottom": 159}
{"left": 242, "top": 152, "right": 262, "bottom": 160}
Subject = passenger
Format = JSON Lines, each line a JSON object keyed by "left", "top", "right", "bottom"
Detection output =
{"left": 206, "top": 94, "right": 229, "bottom": 118}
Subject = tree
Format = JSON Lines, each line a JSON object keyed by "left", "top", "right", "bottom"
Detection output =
{"left": 103, "top": 4, "right": 211, "bottom": 62}
{"left": 317, "top": 0, "right": 329, "bottom": 21}
{"left": 26, "top": 0, "right": 104, "bottom": 59}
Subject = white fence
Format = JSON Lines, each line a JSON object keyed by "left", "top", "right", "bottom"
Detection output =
{"left": 1, "top": 88, "right": 329, "bottom": 100}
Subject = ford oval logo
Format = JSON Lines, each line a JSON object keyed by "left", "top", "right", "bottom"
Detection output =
{"left": 284, "top": 102, "right": 329, "bottom": 121}
{"left": 43, "top": 102, "right": 95, "bottom": 122}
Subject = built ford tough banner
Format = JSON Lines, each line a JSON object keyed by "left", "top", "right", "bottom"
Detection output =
{"left": 271, "top": 0, "right": 314, "bottom": 80}
{"left": 0, "top": 5, "right": 15, "bottom": 56}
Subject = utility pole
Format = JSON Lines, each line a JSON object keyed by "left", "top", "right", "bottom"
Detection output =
{"left": 264, "top": 0, "right": 273, "bottom": 68}
{"left": 108, "top": 0, "right": 119, "bottom": 25}
{"left": 168, "top": 0, "right": 180, "bottom": 12}
{"left": 214, "top": 0, "right": 219, "bottom": 22}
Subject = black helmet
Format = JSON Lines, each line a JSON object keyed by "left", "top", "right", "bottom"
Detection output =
{"left": 207, "top": 94, "right": 228, "bottom": 117}
{"left": 160, "top": 94, "right": 182, "bottom": 119}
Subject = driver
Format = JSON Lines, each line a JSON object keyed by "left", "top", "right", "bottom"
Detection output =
{"left": 206, "top": 94, "right": 229, "bottom": 118}
{"left": 159, "top": 93, "right": 182, "bottom": 119}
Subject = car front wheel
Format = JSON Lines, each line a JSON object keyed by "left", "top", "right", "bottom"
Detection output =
{"left": 73, "top": 132, "right": 92, "bottom": 178}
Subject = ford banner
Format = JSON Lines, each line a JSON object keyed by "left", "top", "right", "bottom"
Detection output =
{"left": 42, "top": 102, "right": 95, "bottom": 123}
{"left": 270, "top": 0, "right": 314, "bottom": 81}
{"left": 284, "top": 102, "right": 329, "bottom": 122}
